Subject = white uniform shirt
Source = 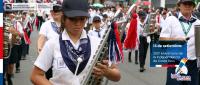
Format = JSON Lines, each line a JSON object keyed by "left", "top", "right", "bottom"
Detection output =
{"left": 108, "top": 11, "right": 114, "bottom": 18}
{"left": 39, "top": 19, "right": 60, "bottom": 40}
{"left": 34, "top": 29, "right": 100, "bottom": 85}
{"left": 16, "top": 22, "right": 24, "bottom": 34}
{"left": 137, "top": 20, "right": 151, "bottom": 43}
{"left": 22, "top": 16, "right": 32, "bottom": 31}
{"left": 11, "top": 20, "right": 24, "bottom": 45}
{"left": 12, "top": 20, "right": 24, "bottom": 34}
{"left": 160, "top": 12, "right": 200, "bottom": 60}
{"left": 137, "top": 19, "right": 147, "bottom": 37}
{"left": 88, "top": 27, "right": 106, "bottom": 40}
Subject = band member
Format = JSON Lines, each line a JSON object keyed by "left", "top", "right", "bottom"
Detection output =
{"left": 138, "top": 11, "right": 149, "bottom": 72}
{"left": 21, "top": 11, "right": 32, "bottom": 60}
{"left": 88, "top": 16, "right": 106, "bottom": 40}
{"left": 6, "top": 12, "right": 24, "bottom": 85}
{"left": 15, "top": 15, "right": 23, "bottom": 74}
{"left": 31, "top": 0, "right": 121, "bottom": 84}
{"left": 160, "top": 0, "right": 200, "bottom": 84}
{"left": 37, "top": 4, "right": 62, "bottom": 54}
{"left": 101, "top": 14, "right": 110, "bottom": 29}
{"left": 123, "top": 10, "right": 139, "bottom": 63}
{"left": 37, "top": 4, "right": 62, "bottom": 80}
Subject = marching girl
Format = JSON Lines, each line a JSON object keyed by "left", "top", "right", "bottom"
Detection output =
{"left": 31, "top": 0, "right": 121, "bottom": 85}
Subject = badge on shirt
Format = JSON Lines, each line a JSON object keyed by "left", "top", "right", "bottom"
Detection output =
{"left": 57, "top": 58, "right": 66, "bottom": 68}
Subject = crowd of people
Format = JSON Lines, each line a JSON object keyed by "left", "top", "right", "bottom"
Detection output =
{"left": 3, "top": 0, "right": 200, "bottom": 85}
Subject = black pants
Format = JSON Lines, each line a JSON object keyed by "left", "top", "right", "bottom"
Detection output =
{"left": 16, "top": 44, "right": 22, "bottom": 69}
{"left": 9, "top": 45, "right": 19, "bottom": 64}
{"left": 26, "top": 31, "right": 31, "bottom": 55}
{"left": 199, "top": 70, "right": 200, "bottom": 85}
{"left": 121, "top": 31, "right": 126, "bottom": 43}
{"left": 150, "top": 33, "right": 160, "bottom": 42}
{"left": 135, "top": 50, "right": 138, "bottom": 62}
{"left": 166, "top": 60, "right": 199, "bottom": 85}
{"left": 139, "top": 36, "right": 149, "bottom": 68}
{"left": 3, "top": 59, "right": 9, "bottom": 85}
{"left": 21, "top": 44, "right": 27, "bottom": 57}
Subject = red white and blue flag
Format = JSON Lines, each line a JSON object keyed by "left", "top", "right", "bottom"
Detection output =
{"left": 108, "top": 22, "right": 124, "bottom": 64}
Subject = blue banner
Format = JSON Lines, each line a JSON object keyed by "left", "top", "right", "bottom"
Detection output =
{"left": 150, "top": 41, "right": 187, "bottom": 67}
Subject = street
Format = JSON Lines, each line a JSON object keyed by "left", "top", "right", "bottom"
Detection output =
{"left": 13, "top": 30, "right": 167, "bottom": 85}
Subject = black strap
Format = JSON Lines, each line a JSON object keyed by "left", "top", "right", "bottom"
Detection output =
{"left": 95, "top": 30, "right": 101, "bottom": 38}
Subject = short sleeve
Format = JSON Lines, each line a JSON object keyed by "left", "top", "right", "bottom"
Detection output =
{"left": 34, "top": 40, "right": 54, "bottom": 72}
{"left": 39, "top": 22, "right": 48, "bottom": 36}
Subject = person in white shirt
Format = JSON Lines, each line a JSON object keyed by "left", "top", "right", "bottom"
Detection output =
{"left": 137, "top": 11, "right": 149, "bottom": 72}
{"left": 37, "top": 4, "right": 62, "bottom": 54}
{"left": 31, "top": 0, "right": 121, "bottom": 85}
{"left": 160, "top": 0, "right": 200, "bottom": 85}
{"left": 88, "top": 16, "right": 106, "bottom": 40}
{"left": 108, "top": 8, "right": 115, "bottom": 18}
{"left": 37, "top": 4, "right": 62, "bottom": 80}
{"left": 101, "top": 14, "right": 110, "bottom": 29}
{"left": 6, "top": 12, "right": 24, "bottom": 85}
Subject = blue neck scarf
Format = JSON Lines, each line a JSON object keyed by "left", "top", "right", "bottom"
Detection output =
{"left": 178, "top": 16, "right": 196, "bottom": 36}
{"left": 51, "top": 22, "right": 60, "bottom": 34}
{"left": 179, "top": 16, "right": 196, "bottom": 24}
{"left": 95, "top": 30, "right": 101, "bottom": 38}
{"left": 59, "top": 34, "right": 91, "bottom": 75}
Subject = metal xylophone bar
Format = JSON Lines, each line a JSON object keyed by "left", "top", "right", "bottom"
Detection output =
{"left": 195, "top": 25, "right": 200, "bottom": 68}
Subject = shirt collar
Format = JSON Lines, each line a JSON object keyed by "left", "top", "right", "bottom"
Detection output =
{"left": 62, "top": 29, "right": 87, "bottom": 41}
{"left": 92, "top": 27, "right": 103, "bottom": 31}
{"left": 50, "top": 19, "right": 61, "bottom": 27}
{"left": 178, "top": 12, "right": 197, "bottom": 23}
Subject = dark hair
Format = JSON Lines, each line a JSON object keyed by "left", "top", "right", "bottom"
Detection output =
{"left": 164, "top": 8, "right": 168, "bottom": 11}
{"left": 51, "top": 4, "right": 62, "bottom": 13}
{"left": 119, "top": 3, "right": 124, "bottom": 8}
{"left": 30, "top": 13, "right": 35, "bottom": 17}
{"left": 60, "top": 15, "right": 68, "bottom": 32}
{"left": 22, "top": 12, "right": 27, "bottom": 15}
